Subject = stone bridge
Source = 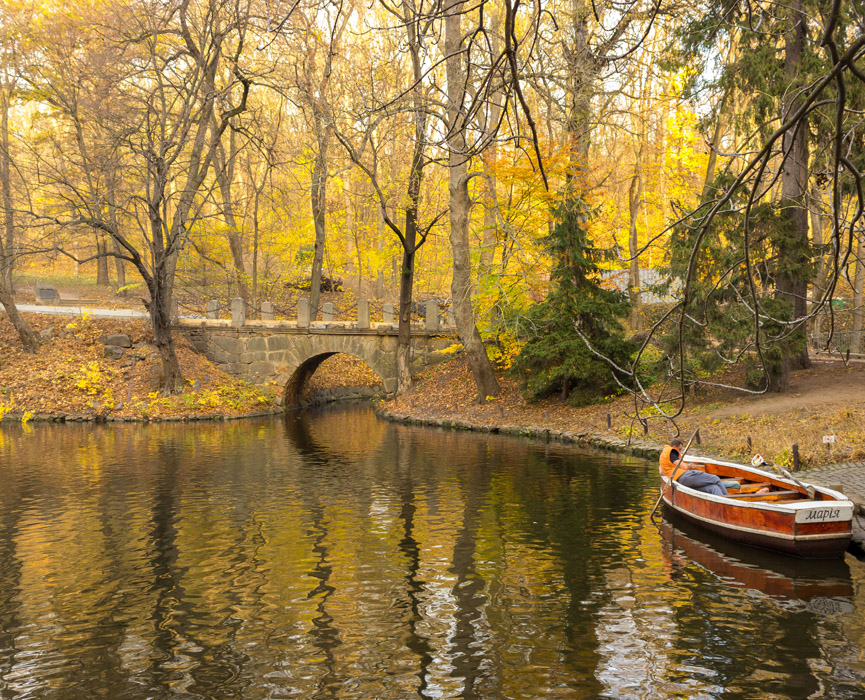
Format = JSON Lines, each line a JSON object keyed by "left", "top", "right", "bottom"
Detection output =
{"left": 177, "top": 298, "right": 457, "bottom": 406}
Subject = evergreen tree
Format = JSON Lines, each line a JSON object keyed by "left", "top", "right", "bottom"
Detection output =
{"left": 510, "top": 195, "right": 635, "bottom": 404}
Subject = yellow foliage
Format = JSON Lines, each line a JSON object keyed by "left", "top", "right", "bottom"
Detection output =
{"left": 434, "top": 343, "right": 464, "bottom": 355}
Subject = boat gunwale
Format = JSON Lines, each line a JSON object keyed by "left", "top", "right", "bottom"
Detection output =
{"left": 661, "top": 454, "right": 854, "bottom": 515}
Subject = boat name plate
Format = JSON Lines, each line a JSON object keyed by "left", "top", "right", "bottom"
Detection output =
{"left": 794, "top": 505, "right": 851, "bottom": 523}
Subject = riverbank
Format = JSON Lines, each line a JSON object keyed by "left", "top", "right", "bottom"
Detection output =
{"left": 0, "top": 313, "right": 282, "bottom": 422}
{"left": 381, "top": 354, "right": 865, "bottom": 470}
{"left": 0, "top": 312, "right": 379, "bottom": 423}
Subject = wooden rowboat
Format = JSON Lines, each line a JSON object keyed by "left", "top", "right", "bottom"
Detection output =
{"left": 659, "top": 456, "right": 854, "bottom": 558}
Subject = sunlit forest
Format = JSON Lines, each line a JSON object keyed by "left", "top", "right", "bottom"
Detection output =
{"left": 1, "top": 0, "right": 863, "bottom": 407}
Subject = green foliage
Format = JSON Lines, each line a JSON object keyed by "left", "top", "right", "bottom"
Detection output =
{"left": 509, "top": 194, "right": 635, "bottom": 405}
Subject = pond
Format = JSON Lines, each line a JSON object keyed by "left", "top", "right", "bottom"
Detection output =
{"left": 0, "top": 405, "right": 863, "bottom": 699}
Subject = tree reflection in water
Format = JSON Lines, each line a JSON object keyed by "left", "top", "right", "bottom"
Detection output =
{"left": 0, "top": 406, "right": 861, "bottom": 699}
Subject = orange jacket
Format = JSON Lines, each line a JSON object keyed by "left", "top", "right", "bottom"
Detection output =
{"left": 659, "top": 445, "right": 685, "bottom": 481}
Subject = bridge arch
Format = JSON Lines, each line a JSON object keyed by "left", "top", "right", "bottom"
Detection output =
{"left": 283, "top": 351, "right": 388, "bottom": 407}
{"left": 278, "top": 334, "right": 398, "bottom": 405}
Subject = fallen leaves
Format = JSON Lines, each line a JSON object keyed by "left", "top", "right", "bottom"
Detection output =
{"left": 388, "top": 353, "right": 865, "bottom": 469}
{"left": 0, "top": 314, "right": 277, "bottom": 420}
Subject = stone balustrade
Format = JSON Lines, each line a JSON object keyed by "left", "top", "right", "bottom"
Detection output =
{"left": 201, "top": 297, "right": 456, "bottom": 331}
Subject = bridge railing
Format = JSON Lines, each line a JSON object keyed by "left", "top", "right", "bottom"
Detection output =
{"left": 196, "top": 297, "right": 457, "bottom": 332}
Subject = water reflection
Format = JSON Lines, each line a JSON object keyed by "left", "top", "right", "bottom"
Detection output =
{"left": 659, "top": 516, "right": 854, "bottom": 609}
{"left": 0, "top": 406, "right": 862, "bottom": 699}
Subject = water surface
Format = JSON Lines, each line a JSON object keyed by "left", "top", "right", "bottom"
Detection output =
{"left": 0, "top": 405, "right": 863, "bottom": 699}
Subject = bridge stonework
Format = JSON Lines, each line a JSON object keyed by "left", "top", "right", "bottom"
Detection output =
{"left": 179, "top": 321, "right": 456, "bottom": 406}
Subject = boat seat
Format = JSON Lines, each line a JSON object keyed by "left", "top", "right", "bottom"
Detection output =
{"left": 724, "top": 489, "right": 802, "bottom": 500}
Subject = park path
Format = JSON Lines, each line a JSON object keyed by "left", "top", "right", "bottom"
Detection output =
{"left": 13, "top": 303, "right": 148, "bottom": 318}
{"left": 11, "top": 304, "right": 205, "bottom": 320}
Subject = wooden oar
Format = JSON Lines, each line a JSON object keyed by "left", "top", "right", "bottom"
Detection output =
{"left": 649, "top": 430, "right": 699, "bottom": 520}
{"left": 764, "top": 461, "right": 816, "bottom": 499}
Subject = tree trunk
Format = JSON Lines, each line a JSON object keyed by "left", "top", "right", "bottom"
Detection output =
{"left": 0, "top": 86, "right": 39, "bottom": 353}
{"left": 808, "top": 187, "right": 829, "bottom": 339}
{"left": 96, "top": 233, "right": 110, "bottom": 285}
{"left": 252, "top": 187, "right": 261, "bottom": 309}
{"left": 397, "top": 240, "right": 416, "bottom": 394}
{"left": 105, "top": 165, "right": 126, "bottom": 292}
{"left": 393, "top": 14, "right": 428, "bottom": 395}
{"left": 0, "top": 288, "right": 39, "bottom": 354}
{"left": 309, "top": 125, "right": 328, "bottom": 318}
{"left": 853, "top": 234, "right": 865, "bottom": 354}
{"left": 773, "top": 0, "right": 811, "bottom": 386}
{"left": 627, "top": 157, "right": 644, "bottom": 331}
{"left": 479, "top": 11, "right": 503, "bottom": 273}
{"left": 113, "top": 240, "right": 127, "bottom": 291}
{"left": 565, "top": 11, "right": 599, "bottom": 168}
{"left": 215, "top": 134, "right": 250, "bottom": 302}
{"left": 702, "top": 107, "right": 725, "bottom": 198}
{"left": 446, "top": 1, "right": 500, "bottom": 402}
{"left": 147, "top": 162, "right": 184, "bottom": 393}
{"left": 148, "top": 279, "right": 182, "bottom": 395}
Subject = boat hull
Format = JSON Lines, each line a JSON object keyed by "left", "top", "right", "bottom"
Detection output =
{"left": 660, "top": 458, "right": 853, "bottom": 559}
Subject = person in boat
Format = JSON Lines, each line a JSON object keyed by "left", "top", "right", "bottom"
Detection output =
{"left": 659, "top": 439, "right": 729, "bottom": 496}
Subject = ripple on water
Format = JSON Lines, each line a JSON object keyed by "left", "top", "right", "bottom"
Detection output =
{"left": 0, "top": 411, "right": 863, "bottom": 699}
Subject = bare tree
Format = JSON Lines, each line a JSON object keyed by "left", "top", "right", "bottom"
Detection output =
{"left": 0, "top": 3, "right": 39, "bottom": 353}
{"left": 29, "top": 0, "right": 252, "bottom": 393}
{"left": 444, "top": 0, "right": 501, "bottom": 400}
{"left": 334, "top": 0, "right": 442, "bottom": 393}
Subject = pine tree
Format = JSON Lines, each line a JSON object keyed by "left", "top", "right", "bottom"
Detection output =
{"left": 510, "top": 195, "right": 635, "bottom": 404}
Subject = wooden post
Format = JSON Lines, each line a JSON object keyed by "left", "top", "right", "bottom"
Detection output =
{"left": 695, "top": 429, "right": 701, "bottom": 445}
{"left": 747, "top": 435, "right": 752, "bottom": 452}
{"left": 792, "top": 443, "right": 800, "bottom": 471}
{"left": 642, "top": 420, "right": 648, "bottom": 435}
{"left": 607, "top": 413, "right": 612, "bottom": 429}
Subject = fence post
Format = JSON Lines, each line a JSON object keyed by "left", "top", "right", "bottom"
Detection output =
{"left": 261, "top": 301, "right": 274, "bottom": 321}
{"left": 322, "top": 302, "right": 334, "bottom": 322}
{"left": 425, "top": 300, "right": 440, "bottom": 331}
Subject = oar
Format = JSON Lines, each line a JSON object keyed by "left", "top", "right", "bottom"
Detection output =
{"left": 649, "top": 430, "right": 699, "bottom": 520}
{"left": 760, "top": 460, "right": 816, "bottom": 499}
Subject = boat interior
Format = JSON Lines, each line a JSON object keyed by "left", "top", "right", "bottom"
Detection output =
{"left": 686, "top": 461, "right": 836, "bottom": 503}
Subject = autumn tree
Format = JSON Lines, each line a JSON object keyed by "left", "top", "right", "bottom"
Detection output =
{"left": 443, "top": 0, "right": 501, "bottom": 400}
{"left": 0, "top": 1, "right": 39, "bottom": 353}
{"left": 29, "top": 0, "right": 252, "bottom": 393}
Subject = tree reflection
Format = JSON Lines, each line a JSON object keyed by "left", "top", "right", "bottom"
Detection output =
{"left": 395, "top": 430, "right": 434, "bottom": 696}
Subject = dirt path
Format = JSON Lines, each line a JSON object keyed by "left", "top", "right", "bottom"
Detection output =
{"left": 706, "top": 362, "right": 865, "bottom": 418}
